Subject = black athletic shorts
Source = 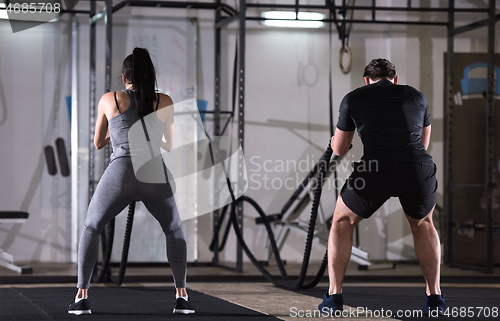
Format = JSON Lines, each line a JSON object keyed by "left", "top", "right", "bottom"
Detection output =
{"left": 340, "top": 159, "right": 437, "bottom": 219}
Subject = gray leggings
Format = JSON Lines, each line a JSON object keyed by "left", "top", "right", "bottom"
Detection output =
{"left": 77, "top": 157, "right": 186, "bottom": 289}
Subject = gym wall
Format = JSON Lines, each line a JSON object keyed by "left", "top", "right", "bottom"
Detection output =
{"left": 0, "top": 5, "right": 499, "bottom": 265}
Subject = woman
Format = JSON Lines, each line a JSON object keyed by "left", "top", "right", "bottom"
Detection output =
{"left": 68, "top": 48, "right": 194, "bottom": 315}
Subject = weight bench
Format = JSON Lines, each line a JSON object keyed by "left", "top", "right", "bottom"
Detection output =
{"left": 0, "top": 211, "right": 33, "bottom": 274}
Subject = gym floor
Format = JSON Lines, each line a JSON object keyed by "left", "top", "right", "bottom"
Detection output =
{"left": 1, "top": 261, "right": 499, "bottom": 320}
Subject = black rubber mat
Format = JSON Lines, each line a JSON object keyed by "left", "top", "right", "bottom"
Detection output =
{"left": 296, "top": 286, "right": 500, "bottom": 321}
{"left": 0, "top": 286, "right": 280, "bottom": 321}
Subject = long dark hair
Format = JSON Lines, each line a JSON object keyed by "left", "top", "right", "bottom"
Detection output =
{"left": 122, "top": 48, "right": 158, "bottom": 117}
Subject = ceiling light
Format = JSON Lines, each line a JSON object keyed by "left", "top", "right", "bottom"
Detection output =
{"left": 261, "top": 11, "right": 325, "bottom": 28}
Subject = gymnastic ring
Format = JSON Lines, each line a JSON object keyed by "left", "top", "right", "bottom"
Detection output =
{"left": 339, "top": 45, "right": 352, "bottom": 74}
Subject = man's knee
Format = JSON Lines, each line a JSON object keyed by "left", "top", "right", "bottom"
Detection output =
{"left": 333, "top": 213, "right": 361, "bottom": 228}
{"left": 407, "top": 212, "right": 434, "bottom": 231}
{"left": 333, "top": 196, "right": 363, "bottom": 227}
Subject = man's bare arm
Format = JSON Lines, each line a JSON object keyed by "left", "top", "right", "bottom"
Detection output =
{"left": 422, "top": 125, "right": 431, "bottom": 150}
{"left": 331, "top": 128, "right": 355, "bottom": 156}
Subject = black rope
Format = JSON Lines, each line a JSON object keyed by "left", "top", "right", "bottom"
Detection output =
{"left": 209, "top": 204, "right": 232, "bottom": 252}
{"left": 112, "top": 201, "right": 136, "bottom": 286}
{"left": 330, "top": 0, "right": 355, "bottom": 48}
{"left": 228, "top": 143, "right": 334, "bottom": 290}
{"left": 95, "top": 143, "right": 336, "bottom": 290}
{"left": 93, "top": 202, "right": 136, "bottom": 285}
{"left": 94, "top": 217, "right": 115, "bottom": 283}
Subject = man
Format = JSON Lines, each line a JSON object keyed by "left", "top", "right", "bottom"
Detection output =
{"left": 318, "top": 59, "right": 445, "bottom": 316}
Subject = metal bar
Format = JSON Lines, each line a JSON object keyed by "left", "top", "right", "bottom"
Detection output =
{"left": 89, "top": 1, "right": 238, "bottom": 25}
{"left": 88, "top": 0, "right": 96, "bottom": 205}
{"left": 372, "top": 0, "right": 375, "bottom": 21}
{"left": 236, "top": 0, "right": 246, "bottom": 273}
{"left": 173, "top": 110, "right": 232, "bottom": 115}
{"left": 89, "top": 7, "right": 106, "bottom": 25}
{"left": 220, "top": 115, "right": 233, "bottom": 136}
{"left": 485, "top": 0, "right": 496, "bottom": 274}
{"left": 444, "top": 0, "right": 454, "bottom": 266}
{"left": 449, "top": 14, "right": 500, "bottom": 36}
{"left": 216, "top": 15, "right": 238, "bottom": 29}
{"left": 103, "top": 0, "right": 113, "bottom": 165}
{"left": 247, "top": 17, "right": 448, "bottom": 26}
{"left": 112, "top": 1, "right": 239, "bottom": 16}
{"left": 60, "top": 10, "right": 91, "bottom": 14}
{"left": 105, "top": 0, "right": 112, "bottom": 95}
{"left": 246, "top": 3, "right": 489, "bottom": 12}
{"left": 200, "top": 110, "right": 233, "bottom": 114}
{"left": 212, "top": 0, "right": 222, "bottom": 266}
{"left": 70, "top": 14, "right": 79, "bottom": 264}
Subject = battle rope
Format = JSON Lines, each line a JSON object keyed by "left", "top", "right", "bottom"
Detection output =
{"left": 94, "top": 143, "right": 334, "bottom": 290}
{"left": 93, "top": 201, "right": 136, "bottom": 285}
{"left": 227, "top": 143, "right": 334, "bottom": 290}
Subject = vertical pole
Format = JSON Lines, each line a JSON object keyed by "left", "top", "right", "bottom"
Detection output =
{"left": 485, "top": 0, "right": 495, "bottom": 273}
{"left": 105, "top": 0, "right": 113, "bottom": 95}
{"left": 236, "top": 0, "right": 246, "bottom": 273}
{"left": 88, "top": 0, "right": 96, "bottom": 205}
{"left": 71, "top": 14, "right": 79, "bottom": 263}
{"left": 371, "top": 0, "right": 376, "bottom": 22}
{"left": 213, "top": 0, "right": 222, "bottom": 265}
{"left": 444, "top": 0, "right": 454, "bottom": 265}
{"left": 104, "top": 0, "right": 113, "bottom": 165}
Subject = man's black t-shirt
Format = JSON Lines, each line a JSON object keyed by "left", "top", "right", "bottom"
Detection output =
{"left": 337, "top": 79, "right": 433, "bottom": 166}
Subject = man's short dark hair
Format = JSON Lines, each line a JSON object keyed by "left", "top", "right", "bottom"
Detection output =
{"left": 363, "top": 59, "right": 396, "bottom": 80}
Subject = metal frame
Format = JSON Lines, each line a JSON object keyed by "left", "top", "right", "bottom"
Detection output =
{"left": 70, "top": 14, "right": 79, "bottom": 263}
{"left": 64, "top": 0, "right": 498, "bottom": 273}
{"left": 0, "top": 213, "right": 32, "bottom": 274}
{"left": 445, "top": 0, "right": 498, "bottom": 273}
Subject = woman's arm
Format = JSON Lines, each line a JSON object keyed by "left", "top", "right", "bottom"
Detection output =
{"left": 94, "top": 94, "right": 111, "bottom": 149}
{"left": 156, "top": 94, "right": 175, "bottom": 152}
{"left": 161, "top": 118, "right": 175, "bottom": 152}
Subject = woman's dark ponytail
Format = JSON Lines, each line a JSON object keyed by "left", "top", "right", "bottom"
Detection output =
{"left": 122, "top": 47, "right": 157, "bottom": 117}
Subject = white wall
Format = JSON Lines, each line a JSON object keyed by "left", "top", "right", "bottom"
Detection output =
{"left": 0, "top": 20, "right": 72, "bottom": 262}
{"left": 1, "top": 2, "right": 499, "bottom": 264}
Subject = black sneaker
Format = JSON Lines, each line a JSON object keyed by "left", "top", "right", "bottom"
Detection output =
{"left": 423, "top": 293, "right": 445, "bottom": 316}
{"left": 318, "top": 289, "right": 344, "bottom": 313}
{"left": 173, "top": 297, "right": 195, "bottom": 314}
{"left": 68, "top": 298, "right": 92, "bottom": 315}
